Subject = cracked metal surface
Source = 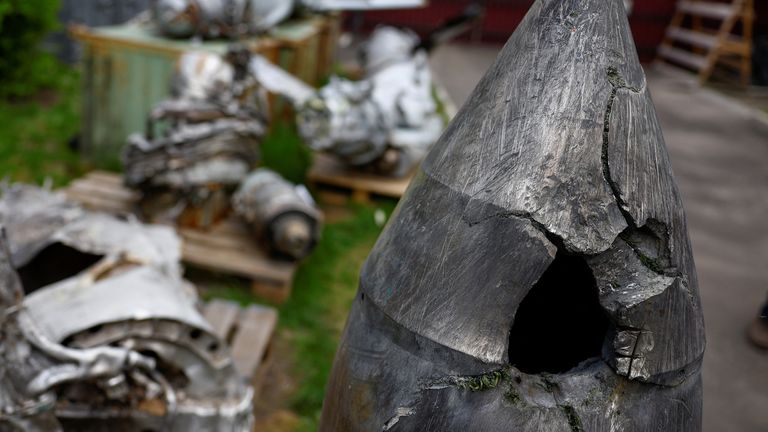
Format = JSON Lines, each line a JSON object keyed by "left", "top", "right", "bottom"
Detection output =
{"left": 321, "top": 0, "right": 704, "bottom": 430}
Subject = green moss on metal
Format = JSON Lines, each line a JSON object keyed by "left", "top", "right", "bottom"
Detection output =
{"left": 456, "top": 370, "right": 507, "bottom": 392}
{"left": 503, "top": 386, "right": 522, "bottom": 406}
{"left": 540, "top": 374, "right": 559, "bottom": 394}
{"left": 560, "top": 405, "right": 584, "bottom": 432}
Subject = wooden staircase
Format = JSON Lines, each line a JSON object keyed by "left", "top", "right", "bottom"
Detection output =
{"left": 658, "top": 0, "right": 754, "bottom": 86}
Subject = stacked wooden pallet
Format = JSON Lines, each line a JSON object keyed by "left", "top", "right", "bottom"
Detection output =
{"left": 658, "top": 0, "right": 754, "bottom": 86}
{"left": 65, "top": 171, "right": 297, "bottom": 303}
{"left": 307, "top": 154, "right": 414, "bottom": 204}
{"left": 202, "top": 299, "right": 278, "bottom": 385}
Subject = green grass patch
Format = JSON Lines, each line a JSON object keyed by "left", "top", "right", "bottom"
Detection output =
{"left": 0, "top": 61, "right": 83, "bottom": 186}
{"left": 261, "top": 121, "right": 313, "bottom": 185}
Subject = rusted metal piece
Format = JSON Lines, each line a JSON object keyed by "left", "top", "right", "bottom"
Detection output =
{"left": 233, "top": 169, "right": 322, "bottom": 260}
{"left": 320, "top": 0, "right": 704, "bottom": 430}
{"left": 0, "top": 185, "right": 254, "bottom": 431}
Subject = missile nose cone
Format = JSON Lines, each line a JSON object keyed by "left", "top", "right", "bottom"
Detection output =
{"left": 321, "top": 0, "right": 704, "bottom": 431}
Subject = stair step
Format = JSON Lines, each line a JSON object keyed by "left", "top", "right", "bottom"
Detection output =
{"left": 678, "top": 1, "right": 737, "bottom": 20}
{"left": 658, "top": 45, "right": 709, "bottom": 71}
{"left": 666, "top": 27, "right": 719, "bottom": 50}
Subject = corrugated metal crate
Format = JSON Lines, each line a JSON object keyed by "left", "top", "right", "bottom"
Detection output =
{"left": 72, "top": 13, "right": 340, "bottom": 164}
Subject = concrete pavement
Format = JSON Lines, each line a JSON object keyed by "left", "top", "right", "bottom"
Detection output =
{"left": 430, "top": 43, "right": 768, "bottom": 431}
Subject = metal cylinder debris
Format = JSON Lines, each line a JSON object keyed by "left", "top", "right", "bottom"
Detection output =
{"left": 233, "top": 169, "right": 322, "bottom": 260}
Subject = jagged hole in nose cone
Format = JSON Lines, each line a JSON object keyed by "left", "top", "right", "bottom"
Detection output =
{"left": 508, "top": 252, "right": 609, "bottom": 374}
{"left": 17, "top": 243, "right": 104, "bottom": 294}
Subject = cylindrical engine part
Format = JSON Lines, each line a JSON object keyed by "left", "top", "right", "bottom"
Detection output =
{"left": 232, "top": 169, "right": 322, "bottom": 260}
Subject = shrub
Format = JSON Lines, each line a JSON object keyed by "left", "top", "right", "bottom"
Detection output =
{"left": 0, "top": 0, "right": 62, "bottom": 99}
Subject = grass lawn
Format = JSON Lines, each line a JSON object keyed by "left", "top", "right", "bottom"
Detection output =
{"left": 0, "top": 65, "right": 84, "bottom": 186}
{"left": 1, "top": 62, "right": 397, "bottom": 431}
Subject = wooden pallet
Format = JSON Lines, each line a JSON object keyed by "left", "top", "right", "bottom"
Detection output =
{"left": 65, "top": 171, "right": 297, "bottom": 303}
{"left": 657, "top": 0, "right": 754, "bottom": 86}
{"left": 307, "top": 154, "right": 415, "bottom": 203}
{"left": 202, "top": 299, "right": 277, "bottom": 387}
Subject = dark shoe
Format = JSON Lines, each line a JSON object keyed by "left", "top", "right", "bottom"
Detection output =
{"left": 748, "top": 317, "right": 768, "bottom": 349}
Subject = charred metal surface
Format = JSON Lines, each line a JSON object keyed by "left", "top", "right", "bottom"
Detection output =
{"left": 0, "top": 185, "right": 254, "bottom": 431}
{"left": 233, "top": 169, "right": 322, "bottom": 260}
{"left": 321, "top": 0, "right": 704, "bottom": 430}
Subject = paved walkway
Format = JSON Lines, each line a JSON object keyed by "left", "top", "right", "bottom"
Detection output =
{"left": 431, "top": 43, "right": 768, "bottom": 431}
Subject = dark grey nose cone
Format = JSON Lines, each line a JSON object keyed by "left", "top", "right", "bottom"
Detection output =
{"left": 320, "top": 0, "right": 705, "bottom": 430}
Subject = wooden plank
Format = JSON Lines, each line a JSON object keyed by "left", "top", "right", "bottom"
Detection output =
{"left": 678, "top": 1, "right": 736, "bottom": 20}
{"left": 666, "top": 27, "right": 719, "bottom": 50}
{"left": 181, "top": 235, "right": 294, "bottom": 282}
{"left": 65, "top": 189, "right": 134, "bottom": 214}
{"left": 308, "top": 154, "right": 414, "bottom": 199}
{"left": 69, "top": 178, "right": 138, "bottom": 202}
{"left": 85, "top": 171, "right": 125, "bottom": 186}
{"left": 252, "top": 279, "right": 293, "bottom": 304}
{"left": 180, "top": 223, "right": 251, "bottom": 251}
{"left": 658, "top": 45, "right": 709, "bottom": 71}
{"left": 203, "top": 299, "right": 242, "bottom": 341}
{"left": 229, "top": 304, "right": 278, "bottom": 379}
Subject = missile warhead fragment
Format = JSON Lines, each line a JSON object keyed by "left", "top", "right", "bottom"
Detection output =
{"left": 233, "top": 169, "right": 322, "bottom": 260}
{"left": 321, "top": 0, "right": 705, "bottom": 431}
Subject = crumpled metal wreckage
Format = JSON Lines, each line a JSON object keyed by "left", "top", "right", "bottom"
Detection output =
{"left": 124, "top": 48, "right": 322, "bottom": 260}
{"left": 153, "top": 0, "right": 427, "bottom": 38}
{"left": 0, "top": 184, "right": 254, "bottom": 431}
{"left": 297, "top": 26, "right": 445, "bottom": 177}
{"left": 245, "top": 24, "right": 447, "bottom": 178}
{"left": 320, "top": 0, "right": 705, "bottom": 431}
{"left": 124, "top": 49, "right": 268, "bottom": 227}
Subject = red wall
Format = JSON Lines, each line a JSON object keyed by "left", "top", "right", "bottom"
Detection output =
{"left": 349, "top": 0, "right": 762, "bottom": 63}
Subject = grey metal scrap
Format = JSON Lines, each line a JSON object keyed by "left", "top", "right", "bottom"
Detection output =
{"left": 295, "top": 26, "right": 444, "bottom": 177}
{"left": 233, "top": 169, "right": 322, "bottom": 260}
{"left": 320, "top": 0, "right": 704, "bottom": 430}
{"left": 123, "top": 50, "right": 268, "bottom": 225}
{"left": 0, "top": 185, "right": 255, "bottom": 431}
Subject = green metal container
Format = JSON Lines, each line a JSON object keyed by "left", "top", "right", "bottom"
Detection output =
{"left": 73, "top": 14, "right": 339, "bottom": 165}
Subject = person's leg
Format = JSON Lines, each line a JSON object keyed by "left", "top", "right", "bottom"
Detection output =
{"left": 748, "top": 296, "right": 768, "bottom": 349}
